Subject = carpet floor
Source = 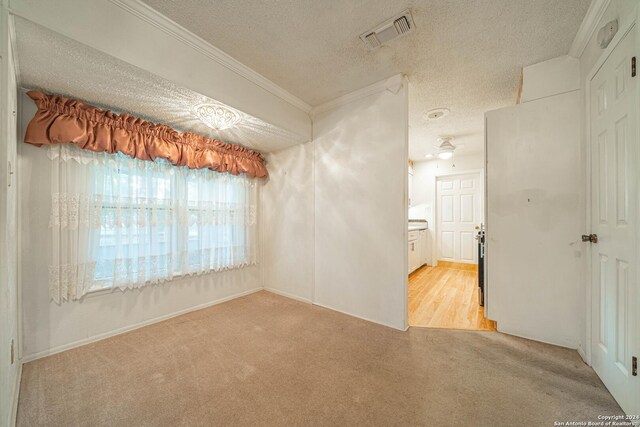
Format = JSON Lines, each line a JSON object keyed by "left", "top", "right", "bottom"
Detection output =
{"left": 17, "top": 291, "right": 622, "bottom": 426}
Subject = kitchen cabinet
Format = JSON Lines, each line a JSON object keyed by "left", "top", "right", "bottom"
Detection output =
{"left": 419, "top": 229, "right": 429, "bottom": 265}
{"left": 408, "top": 239, "right": 420, "bottom": 274}
{"left": 408, "top": 228, "right": 428, "bottom": 274}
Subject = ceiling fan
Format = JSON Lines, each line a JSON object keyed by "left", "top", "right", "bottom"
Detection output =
{"left": 428, "top": 137, "right": 465, "bottom": 160}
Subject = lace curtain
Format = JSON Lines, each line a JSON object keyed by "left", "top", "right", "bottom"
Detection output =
{"left": 48, "top": 144, "right": 258, "bottom": 303}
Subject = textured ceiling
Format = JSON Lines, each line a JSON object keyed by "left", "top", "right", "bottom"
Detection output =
{"left": 13, "top": 17, "right": 303, "bottom": 154}
{"left": 142, "top": 0, "right": 590, "bottom": 160}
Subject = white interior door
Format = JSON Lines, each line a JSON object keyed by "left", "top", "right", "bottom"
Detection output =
{"left": 437, "top": 173, "right": 482, "bottom": 264}
{"left": 590, "top": 22, "right": 640, "bottom": 415}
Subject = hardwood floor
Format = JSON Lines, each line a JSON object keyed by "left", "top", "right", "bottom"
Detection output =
{"left": 409, "top": 263, "right": 496, "bottom": 331}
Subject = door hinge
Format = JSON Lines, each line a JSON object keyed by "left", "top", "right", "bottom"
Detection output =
{"left": 633, "top": 356, "right": 637, "bottom": 376}
{"left": 632, "top": 57, "right": 637, "bottom": 77}
{"left": 10, "top": 339, "right": 14, "bottom": 364}
{"left": 581, "top": 234, "right": 598, "bottom": 243}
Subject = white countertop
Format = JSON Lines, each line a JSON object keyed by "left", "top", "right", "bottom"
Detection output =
{"left": 408, "top": 225, "right": 428, "bottom": 231}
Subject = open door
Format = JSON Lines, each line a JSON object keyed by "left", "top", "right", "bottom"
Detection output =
{"left": 485, "top": 88, "right": 582, "bottom": 348}
{"left": 588, "top": 20, "right": 640, "bottom": 415}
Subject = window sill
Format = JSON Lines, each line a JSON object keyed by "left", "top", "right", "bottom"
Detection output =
{"left": 81, "top": 262, "right": 258, "bottom": 300}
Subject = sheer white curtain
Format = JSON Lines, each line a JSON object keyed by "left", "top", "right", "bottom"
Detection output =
{"left": 48, "top": 144, "right": 258, "bottom": 303}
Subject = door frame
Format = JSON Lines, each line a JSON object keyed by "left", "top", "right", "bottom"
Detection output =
{"left": 433, "top": 168, "right": 485, "bottom": 267}
{"left": 584, "top": 7, "right": 638, "bottom": 366}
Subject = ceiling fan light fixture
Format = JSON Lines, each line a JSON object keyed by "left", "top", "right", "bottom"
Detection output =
{"left": 436, "top": 137, "right": 455, "bottom": 159}
{"left": 194, "top": 103, "right": 241, "bottom": 130}
{"left": 438, "top": 150, "right": 454, "bottom": 160}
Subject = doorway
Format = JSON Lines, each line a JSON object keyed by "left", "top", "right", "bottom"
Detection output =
{"left": 408, "top": 168, "right": 494, "bottom": 331}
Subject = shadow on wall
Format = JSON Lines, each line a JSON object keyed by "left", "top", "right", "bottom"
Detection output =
{"left": 312, "top": 86, "right": 407, "bottom": 330}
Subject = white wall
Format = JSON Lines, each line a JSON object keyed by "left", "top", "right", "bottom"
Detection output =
{"left": 313, "top": 80, "right": 408, "bottom": 330}
{"left": 520, "top": 55, "right": 580, "bottom": 103}
{"left": 18, "top": 94, "right": 262, "bottom": 360}
{"left": 262, "top": 142, "right": 314, "bottom": 302}
{"left": 486, "top": 90, "right": 582, "bottom": 349}
{"left": 0, "top": 3, "right": 19, "bottom": 423}
{"left": 260, "top": 77, "right": 409, "bottom": 330}
{"left": 410, "top": 153, "right": 484, "bottom": 265}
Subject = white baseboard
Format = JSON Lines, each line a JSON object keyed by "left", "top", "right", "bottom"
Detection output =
{"left": 264, "top": 288, "right": 410, "bottom": 332}
{"left": 263, "top": 287, "right": 405, "bottom": 331}
{"left": 22, "top": 287, "right": 262, "bottom": 363}
{"left": 10, "top": 362, "right": 22, "bottom": 427}
{"left": 497, "top": 327, "right": 578, "bottom": 351}
{"left": 263, "top": 287, "right": 312, "bottom": 303}
{"left": 312, "top": 301, "right": 406, "bottom": 331}
{"left": 577, "top": 346, "right": 588, "bottom": 364}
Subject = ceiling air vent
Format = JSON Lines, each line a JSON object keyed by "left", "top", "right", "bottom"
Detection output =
{"left": 360, "top": 10, "right": 415, "bottom": 50}
{"left": 394, "top": 16, "right": 411, "bottom": 34}
{"left": 363, "top": 33, "right": 381, "bottom": 49}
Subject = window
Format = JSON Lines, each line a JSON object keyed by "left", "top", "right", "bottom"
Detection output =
{"left": 48, "top": 145, "right": 258, "bottom": 301}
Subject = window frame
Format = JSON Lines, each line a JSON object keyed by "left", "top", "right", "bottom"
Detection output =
{"left": 89, "top": 167, "right": 254, "bottom": 293}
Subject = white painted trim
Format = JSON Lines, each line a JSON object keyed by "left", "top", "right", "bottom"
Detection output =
{"left": 483, "top": 116, "right": 489, "bottom": 318}
{"left": 402, "top": 76, "right": 409, "bottom": 332}
{"left": 584, "top": 69, "right": 593, "bottom": 366}
{"left": 433, "top": 167, "right": 484, "bottom": 179}
{"left": 263, "top": 287, "right": 312, "bottom": 304}
{"left": 13, "top": 28, "right": 24, "bottom": 370}
{"left": 10, "top": 362, "right": 21, "bottom": 427}
{"left": 569, "top": 0, "right": 613, "bottom": 58}
{"left": 7, "top": 13, "right": 19, "bottom": 88}
{"left": 583, "top": 9, "right": 637, "bottom": 367}
{"left": 311, "top": 131, "right": 316, "bottom": 306}
{"left": 310, "top": 74, "right": 405, "bottom": 118}
{"left": 107, "top": 0, "right": 312, "bottom": 114}
{"left": 21, "top": 287, "right": 263, "bottom": 363}
{"left": 577, "top": 346, "right": 588, "bottom": 364}
{"left": 497, "top": 328, "right": 578, "bottom": 350}
{"left": 312, "top": 301, "right": 405, "bottom": 331}
{"left": 259, "top": 182, "right": 266, "bottom": 292}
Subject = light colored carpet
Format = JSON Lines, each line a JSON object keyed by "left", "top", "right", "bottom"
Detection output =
{"left": 18, "top": 291, "right": 622, "bottom": 426}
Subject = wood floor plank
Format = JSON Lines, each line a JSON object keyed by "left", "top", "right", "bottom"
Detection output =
{"left": 408, "top": 265, "right": 496, "bottom": 331}
{"left": 436, "top": 261, "right": 478, "bottom": 272}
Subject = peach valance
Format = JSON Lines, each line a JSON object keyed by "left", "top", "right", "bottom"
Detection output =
{"left": 24, "top": 90, "right": 268, "bottom": 179}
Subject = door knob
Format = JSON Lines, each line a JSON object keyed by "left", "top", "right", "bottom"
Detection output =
{"left": 582, "top": 234, "right": 598, "bottom": 243}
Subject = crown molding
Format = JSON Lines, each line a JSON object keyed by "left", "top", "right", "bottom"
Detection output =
{"left": 108, "top": 0, "right": 312, "bottom": 114}
{"left": 568, "top": 0, "right": 612, "bottom": 58}
{"left": 310, "top": 74, "right": 406, "bottom": 118}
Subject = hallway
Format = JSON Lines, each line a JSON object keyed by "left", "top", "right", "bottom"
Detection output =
{"left": 409, "top": 263, "right": 496, "bottom": 330}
